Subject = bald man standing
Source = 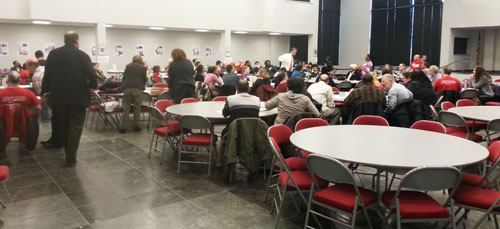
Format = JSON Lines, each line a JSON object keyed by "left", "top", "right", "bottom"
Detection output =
{"left": 307, "top": 74, "right": 341, "bottom": 124}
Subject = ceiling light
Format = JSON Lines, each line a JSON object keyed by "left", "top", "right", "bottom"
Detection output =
{"left": 32, "top": 20, "right": 51, "bottom": 25}
{"left": 149, "top": 27, "right": 165, "bottom": 30}
{"left": 234, "top": 31, "right": 248, "bottom": 34}
{"left": 269, "top": 32, "right": 282, "bottom": 36}
{"left": 105, "top": 24, "right": 113, "bottom": 28}
{"left": 195, "top": 29, "right": 210, "bottom": 32}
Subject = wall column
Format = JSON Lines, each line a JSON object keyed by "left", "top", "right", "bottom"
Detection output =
{"left": 95, "top": 22, "right": 109, "bottom": 70}
{"left": 483, "top": 29, "right": 496, "bottom": 71}
{"left": 221, "top": 29, "right": 232, "bottom": 64}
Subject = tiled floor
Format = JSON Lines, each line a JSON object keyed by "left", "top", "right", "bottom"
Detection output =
{"left": 0, "top": 120, "right": 496, "bottom": 228}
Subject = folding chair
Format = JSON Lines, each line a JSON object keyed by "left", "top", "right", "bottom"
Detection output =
{"left": 157, "top": 91, "right": 172, "bottom": 101}
{"left": 453, "top": 185, "right": 500, "bottom": 228}
{"left": 155, "top": 100, "right": 175, "bottom": 113}
{"left": 353, "top": 115, "right": 389, "bottom": 126}
{"left": 410, "top": 120, "right": 446, "bottom": 134}
{"left": 460, "top": 141, "right": 500, "bottom": 190}
{"left": 429, "top": 104, "right": 440, "bottom": 121}
{"left": 382, "top": 166, "right": 461, "bottom": 229}
{"left": 456, "top": 99, "right": 475, "bottom": 107}
{"left": 305, "top": 154, "right": 376, "bottom": 229}
{"left": 88, "top": 91, "right": 122, "bottom": 130}
{"left": 460, "top": 88, "right": 479, "bottom": 100}
{"left": 441, "top": 101, "right": 455, "bottom": 111}
{"left": 295, "top": 118, "right": 329, "bottom": 158}
{"left": 487, "top": 119, "right": 500, "bottom": 145}
{"left": 269, "top": 137, "right": 328, "bottom": 228}
{"left": 212, "top": 96, "right": 227, "bottom": 102}
{"left": 439, "top": 111, "right": 483, "bottom": 142}
{"left": 181, "top": 98, "right": 199, "bottom": 104}
{"left": 148, "top": 107, "right": 181, "bottom": 163}
{"left": 338, "top": 81, "right": 352, "bottom": 92}
{"left": 178, "top": 115, "right": 217, "bottom": 175}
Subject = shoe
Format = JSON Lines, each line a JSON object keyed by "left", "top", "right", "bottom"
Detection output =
{"left": 133, "top": 127, "right": 141, "bottom": 132}
{"left": 119, "top": 129, "right": 127, "bottom": 134}
{"left": 64, "top": 162, "right": 77, "bottom": 167}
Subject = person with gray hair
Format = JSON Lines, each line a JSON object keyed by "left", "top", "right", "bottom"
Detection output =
{"left": 346, "top": 64, "right": 361, "bottom": 81}
{"left": 0, "top": 71, "right": 41, "bottom": 158}
{"left": 381, "top": 74, "right": 413, "bottom": 112}
{"left": 307, "top": 74, "right": 341, "bottom": 124}
{"left": 427, "top": 65, "right": 441, "bottom": 83}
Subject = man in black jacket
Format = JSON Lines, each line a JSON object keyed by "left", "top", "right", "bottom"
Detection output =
{"left": 42, "top": 31, "right": 97, "bottom": 167}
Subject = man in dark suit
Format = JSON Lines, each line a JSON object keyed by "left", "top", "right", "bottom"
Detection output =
{"left": 42, "top": 31, "right": 97, "bottom": 167}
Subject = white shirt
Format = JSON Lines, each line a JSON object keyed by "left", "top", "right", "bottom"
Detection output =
{"left": 31, "top": 66, "right": 45, "bottom": 95}
{"left": 307, "top": 81, "right": 334, "bottom": 112}
{"left": 278, "top": 53, "right": 294, "bottom": 72}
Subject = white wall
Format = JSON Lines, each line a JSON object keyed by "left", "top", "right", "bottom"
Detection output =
{"left": 338, "top": 0, "right": 371, "bottom": 67}
{"left": 232, "top": 34, "right": 289, "bottom": 66}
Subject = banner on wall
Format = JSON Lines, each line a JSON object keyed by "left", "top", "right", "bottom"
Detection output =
{"left": 205, "top": 47, "right": 212, "bottom": 57}
{"left": 44, "top": 43, "right": 56, "bottom": 56}
{"left": 114, "top": 44, "right": 124, "bottom": 57}
{"left": 135, "top": 45, "right": 145, "bottom": 57}
{"left": 91, "top": 45, "right": 97, "bottom": 56}
{"left": 192, "top": 46, "right": 200, "bottom": 58}
{"left": 0, "top": 42, "right": 8, "bottom": 56}
{"left": 17, "top": 42, "right": 29, "bottom": 56}
{"left": 155, "top": 45, "right": 164, "bottom": 57}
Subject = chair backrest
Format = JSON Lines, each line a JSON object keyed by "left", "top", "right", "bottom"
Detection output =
{"left": 488, "top": 141, "right": 500, "bottom": 164}
{"left": 460, "top": 89, "right": 479, "bottom": 99}
{"left": 181, "top": 98, "right": 199, "bottom": 104}
{"left": 410, "top": 120, "right": 446, "bottom": 134}
{"left": 178, "top": 115, "right": 213, "bottom": 133}
{"left": 158, "top": 91, "right": 172, "bottom": 100}
{"left": 212, "top": 96, "right": 227, "bottom": 102}
{"left": 456, "top": 99, "right": 475, "bottom": 107}
{"left": 295, "top": 118, "right": 329, "bottom": 132}
{"left": 142, "top": 92, "right": 153, "bottom": 106}
{"left": 268, "top": 124, "right": 293, "bottom": 145}
{"left": 399, "top": 166, "right": 461, "bottom": 191}
{"left": 440, "top": 101, "right": 455, "bottom": 111}
{"left": 488, "top": 119, "right": 500, "bottom": 134}
{"left": 155, "top": 100, "right": 175, "bottom": 113}
{"left": 306, "top": 154, "right": 355, "bottom": 186}
{"left": 347, "top": 101, "right": 385, "bottom": 124}
{"left": 270, "top": 137, "right": 290, "bottom": 172}
{"left": 338, "top": 81, "right": 352, "bottom": 91}
{"left": 153, "top": 83, "right": 168, "bottom": 88}
{"left": 149, "top": 107, "right": 167, "bottom": 126}
{"left": 331, "top": 87, "right": 340, "bottom": 92}
{"left": 429, "top": 104, "right": 439, "bottom": 121}
{"left": 353, "top": 115, "right": 389, "bottom": 126}
{"left": 438, "top": 111, "right": 467, "bottom": 129}
{"left": 434, "top": 95, "right": 444, "bottom": 108}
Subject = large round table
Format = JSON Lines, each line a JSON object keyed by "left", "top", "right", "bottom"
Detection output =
{"left": 290, "top": 125, "right": 488, "bottom": 169}
{"left": 166, "top": 101, "right": 278, "bottom": 120}
{"left": 448, "top": 106, "right": 500, "bottom": 122}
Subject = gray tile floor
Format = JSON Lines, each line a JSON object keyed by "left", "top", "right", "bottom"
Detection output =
{"left": 0, "top": 120, "right": 496, "bottom": 228}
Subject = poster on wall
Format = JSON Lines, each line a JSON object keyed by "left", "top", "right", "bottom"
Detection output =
{"left": 0, "top": 42, "right": 8, "bottom": 56}
{"left": 44, "top": 43, "right": 56, "bottom": 56}
{"left": 205, "top": 47, "right": 212, "bottom": 57}
{"left": 225, "top": 48, "right": 231, "bottom": 57}
{"left": 17, "top": 42, "right": 29, "bottom": 56}
{"left": 99, "top": 47, "right": 105, "bottom": 54}
{"left": 114, "top": 44, "right": 124, "bottom": 57}
{"left": 135, "top": 45, "right": 145, "bottom": 56}
{"left": 155, "top": 45, "right": 164, "bottom": 56}
{"left": 192, "top": 46, "right": 200, "bottom": 58}
{"left": 91, "top": 45, "right": 97, "bottom": 56}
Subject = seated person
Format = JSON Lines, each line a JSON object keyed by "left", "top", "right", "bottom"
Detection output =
{"left": 381, "top": 74, "right": 413, "bottom": 113}
{"left": 433, "top": 67, "right": 461, "bottom": 94}
{"left": 240, "top": 66, "right": 252, "bottom": 81}
{"left": 222, "top": 65, "right": 239, "bottom": 88}
{"left": 342, "top": 74, "right": 386, "bottom": 123}
{"left": 307, "top": 74, "right": 341, "bottom": 124}
{"left": 469, "top": 66, "right": 494, "bottom": 104}
{"left": 0, "top": 71, "right": 41, "bottom": 158}
{"left": 204, "top": 65, "right": 223, "bottom": 94}
{"left": 273, "top": 71, "right": 288, "bottom": 93}
{"left": 222, "top": 80, "right": 260, "bottom": 136}
{"left": 406, "top": 70, "right": 436, "bottom": 106}
{"left": 346, "top": 64, "right": 362, "bottom": 81}
{"left": 194, "top": 64, "right": 205, "bottom": 82}
{"left": 148, "top": 65, "right": 164, "bottom": 86}
{"left": 427, "top": 65, "right": 441, "bottom": 83}
{"left": 250, "top": 69, "right": 274, "bottom": 101}
{"left": 401, "top": 72, "right": 411, "bottom": 85}
{"left": 291, "top": 64, "right": 306, "bottom": 78}
{"left": 92, "top": 63, "right": 107, "bottom": 85}
{"left": 265, "top": 77, "right": 320, "bottom": 124}
{"left": 310, "top": 64, "right": 320, "bottom": 79}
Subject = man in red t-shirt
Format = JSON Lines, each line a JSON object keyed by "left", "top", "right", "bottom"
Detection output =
{"left": 410, "top": 54, "right": 423, "bottom": 71}
{"left": 0, "top": 71, "right": 41, "bottom": 157}
{"left": 433, "top": 67, "right": 462, "bottom": 94}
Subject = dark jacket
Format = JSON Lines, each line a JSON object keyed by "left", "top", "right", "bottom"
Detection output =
{"left": 122, "top": 62, "right": 147, "bottom": 90}
{"left": 42, "top": 44, "right": 97, "bottom": 106}
{"left": 223, "top": 73, "right": 240, "bottom": 88}
{"left": 347, "top": 101, "right": 386, "bottom": 124}
{"left": 388, "top": 99, "right": 424, "bottom": 127}
{"left": 405, "top": 80, "right": 437, "bottom": 105}
{"left": 167, "top": 59, "right": 195, "bottom": 90}
{"left": 250, "top": 79, "right": 271, "bottom": 95}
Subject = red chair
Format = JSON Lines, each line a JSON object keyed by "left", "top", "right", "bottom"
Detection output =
{"left": 212, "top": 96, "right": 228, "bottom": 102}
{"left": 441, "top": 101, "right": 455, "bottom": 111}
{"left": 305, "top": 154, "right": 376, "bottom": 228}
{"left": 438, "top": 111, "right": 483, "bottom": 142}
{"left": 486, "top": 102, "right": 500, "bottom": 106}
{"left": 0, "top": 166, "right": 8, "bottom": 210}
{"left": 382, "top": 167, "right": 461, "bottom": 228}
{"left": 155, "top": 100, "right": 175, "bottom": 113}
{"left": 460, "top": 141, "right": 500, "bottom": 188}
{"left": 353, "top": 115, "right": 389, "bottom": 126}
{"left": 295, "top": 118, "right": 329, "bottom": 158}
{"left": 331, "top": 87, "right": 340, "bottom": 92}
{"left": 410, "top": 120, "right": 446, "bottom": 134}
{"left": 148, "top": 107, "right": 181, "bottom": 162}
{"left": 153, "top": 83, "right": 168, "bottom": 88}
{"left": 180, "top": 98, "right": 199, "bottom": 104}
{"left": 456, "top": 99, "right": 475, "bottom": 107}
{"left": 453, "top": 185, "right": 500, "bottom": 228}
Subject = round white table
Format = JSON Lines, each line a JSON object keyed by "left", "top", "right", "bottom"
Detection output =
{"left": 290, "top": 125, "right": 488, "bottom": 169}
{"left": 166, "top": 101, "right": 278, "bottom": 120}
{"left": 448, "top": 106, "right": 500, "bottom": 122}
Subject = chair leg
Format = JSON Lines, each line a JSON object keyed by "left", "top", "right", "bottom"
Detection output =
{"left": 0, "top": 199, "right": 6, "bottom": 209}
{"left": 148, "top": 134, "right": 156, "bottom": 158}
{"left": 304, "top": 186, "right": 314, "bottom": 229}
{"left": 160, "top": 137, "right": 167, "bottom": 165}
{"left": 264, "top": 158, "right": 277, "bottom": 203}
{"left": 274, "top": 182, "right": 288, "bottom": 228}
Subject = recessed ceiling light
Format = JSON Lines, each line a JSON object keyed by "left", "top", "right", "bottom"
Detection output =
{"left": 234, "top": 31, "right": 248, "bottom": 34}
{"left": 269, "top": 32, "right": 282, "bottom": 36}
{"left": 149, "top": 27, "right": 165, "bottom": 30}
{"left": 195, "top": 29, "right": 210, "bottom": 32}
{"left": 105, "top": 24, "right": 113, "bottom": 28}
{"left": 32, "top": 20, "right": 51, "bottom": 25}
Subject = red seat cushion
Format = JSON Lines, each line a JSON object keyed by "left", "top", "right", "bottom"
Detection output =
{"left": 335, "top": 102, "right": 344, "bottom": 107}
{"left": 466, "top": 120, "right": 486, "bottom": 129}
{"left": 285, "top": 157, "right": 307, "bottom": 171}
{"left": 486, "top": 102, "right": 500, "bottom": 106}
{"left": 182, "top": 133, "right": 217, "bottom": 146}
{"left": 446, "top": 127, "right": 466, "bottom": 133}
{"left": 448, "top": 131, "right": 483, "bottom": 142}
{"left": 314, "top": 183, "right": 376, "bottom": 213}
{"left": 0, "top": 166, "right": 9, "bottom": 182}
{"left": 460, "top": 172, "right": 487, "bottom": 187}
{"left": 154, "top": 121, "right": 181, "bottom": 136}
{"left": 279, "top": 171, "right": 328, "bottom": 190}
{"left": 454, "top": 185, "right": 500, "bottom": 210}
{"left": 301, "top": 150, "right": 310, "bottom": 158}
{"left": 382, "top": 191, "right": 450, "bottom": 219}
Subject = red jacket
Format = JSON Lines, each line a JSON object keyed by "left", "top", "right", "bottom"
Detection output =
{"left": 0, "top": 104, "right": 31, "bottom": 144}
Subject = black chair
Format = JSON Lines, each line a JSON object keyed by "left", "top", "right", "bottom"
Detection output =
{"left": 338, "top": 81, "right": 352, "bottom": 92}
{"left": 218, "top": 85, "right": 237, "bottom": 96}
